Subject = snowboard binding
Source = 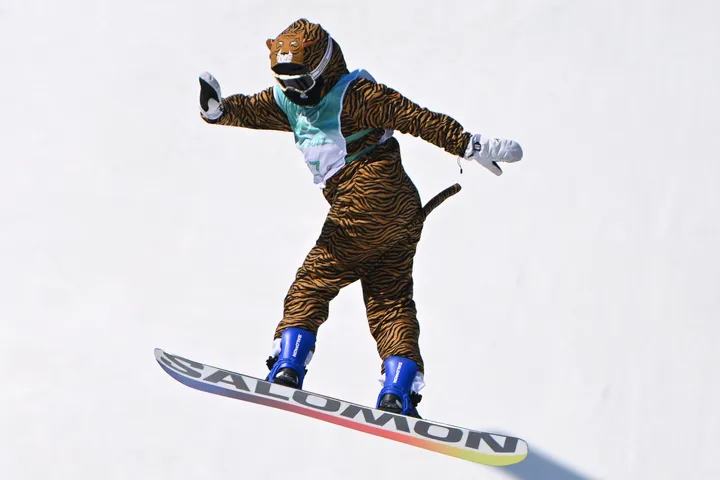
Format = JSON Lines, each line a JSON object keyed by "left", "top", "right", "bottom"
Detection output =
{"left": 376, "top": 356, "right": 423, "bottom": 418}
{"left": 265, "top": 327, "right": 315, "bottom": 389}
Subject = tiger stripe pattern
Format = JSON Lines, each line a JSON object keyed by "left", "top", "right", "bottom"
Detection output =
{"left": 276, "top": 138, "right": 428, "bottom": 371}
{"left": 201, "top": 19, "right": 473, "bottom": 374}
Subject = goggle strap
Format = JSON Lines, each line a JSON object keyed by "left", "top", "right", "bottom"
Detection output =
{"left": 310, "top": 35, "right": 333, "bottom": 80}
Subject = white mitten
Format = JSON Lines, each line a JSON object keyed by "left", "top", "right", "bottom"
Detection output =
{"left": 199, "top": 72, "right": 224, "bottom": 120}
{"left": 462, "top": 133, "right": 523, "bottom": 176}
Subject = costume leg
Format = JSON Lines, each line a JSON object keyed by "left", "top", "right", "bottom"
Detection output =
{"left": 361, "top": 231, "right": 424, "bottom": 373}
{"left": 274, "top": 216, "right": 361, "bottom": 338}
{"left": 266, "top": 213, "right": 361, "bottom": 388}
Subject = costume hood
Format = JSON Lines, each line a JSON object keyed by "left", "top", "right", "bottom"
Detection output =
{"left": 266, "top": 18, "right": 349, "bottom": 104}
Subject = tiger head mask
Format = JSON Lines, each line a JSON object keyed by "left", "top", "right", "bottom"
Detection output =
{"left": 267, "top": 19, "right": 349, "bottom": 106}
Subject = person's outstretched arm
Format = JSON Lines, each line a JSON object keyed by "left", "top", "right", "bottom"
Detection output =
{"left": 199, "top": 72, "right": 291, "bottom": 132}
{"left": 346, "top": 78, "right": 523, "bottom": 175}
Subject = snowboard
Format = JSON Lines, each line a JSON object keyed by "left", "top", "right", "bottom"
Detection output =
{"left": 155, "top": 348, "right": 528, "bottom": 466}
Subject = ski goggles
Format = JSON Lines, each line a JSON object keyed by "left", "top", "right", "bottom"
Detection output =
{"left": 274, "top": 73, "right": 316, "bottom": 94}
{"left": 272, "top": 34, "right": 334, "bottom": 94}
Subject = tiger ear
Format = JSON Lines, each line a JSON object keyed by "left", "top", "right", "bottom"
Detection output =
{"left": 302, "top": 39, "right": 317, "bottom": 49}
{"left": 266, "top": 38, "right": 274, "bottom": 50}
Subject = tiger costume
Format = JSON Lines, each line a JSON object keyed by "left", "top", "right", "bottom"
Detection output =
{"left": 198, "top": 18, "right": 523, "bottom": 417}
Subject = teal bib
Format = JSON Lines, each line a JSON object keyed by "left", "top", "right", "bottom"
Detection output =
{"left": 273, "top": 69, "right": 392, "bottom": 187}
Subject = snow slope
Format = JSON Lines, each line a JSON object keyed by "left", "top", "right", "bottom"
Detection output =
{"left": 1, "top": 1, "right": 719, "bottom": 479}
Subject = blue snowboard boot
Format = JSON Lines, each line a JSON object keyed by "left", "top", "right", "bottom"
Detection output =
{"left": 376, "top": 356, "right": 423, "bottom": 418}
{"left": 265, "top": 327, "right": 316, "bottom": 389}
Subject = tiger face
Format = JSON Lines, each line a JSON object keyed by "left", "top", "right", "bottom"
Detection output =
{"left": 267, "top": 33, "right": 317, "bottom": 74}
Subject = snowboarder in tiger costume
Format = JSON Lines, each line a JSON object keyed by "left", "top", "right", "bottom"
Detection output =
{"left": 198, "top": 18, "right": 523, "bottom": 417}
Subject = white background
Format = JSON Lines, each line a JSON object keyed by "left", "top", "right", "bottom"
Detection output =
{"left": 1, "top": 1, "right": 718, "bottom": 479}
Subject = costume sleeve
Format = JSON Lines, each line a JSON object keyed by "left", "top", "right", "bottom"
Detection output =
{"left": 346, "top": 78, "right": 471, "bottom": 157}
{"left": 202, "top": 87, "right": 292, "bottom": 132}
